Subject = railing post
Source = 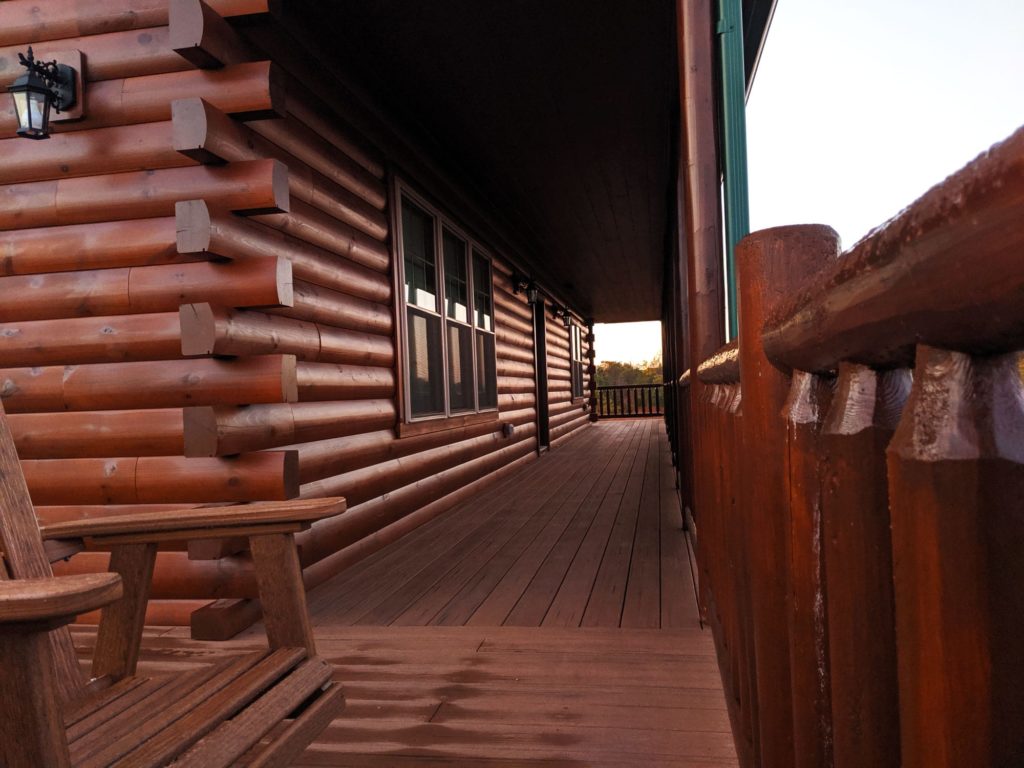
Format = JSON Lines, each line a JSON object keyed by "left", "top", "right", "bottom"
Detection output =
{"left": 587, "top": 322, "right": 598, "bottom": 421}
{"left": 735, "top": 224, "right": 839, "bottom": 766}
{"left": 887, "top": 346, "right": 1024, "bottom": 767}
{"left": 820, "top": 364, "right": 910, "bottom": 767}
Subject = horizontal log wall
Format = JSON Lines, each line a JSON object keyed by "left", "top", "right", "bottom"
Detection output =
{"left": 2, "top": 0, "right": 592, "bottom": 637}
{"left": 544, "top": 305, "right": 593, "bottom": 445}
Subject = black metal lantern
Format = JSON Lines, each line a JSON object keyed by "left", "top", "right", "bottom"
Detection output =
{"left": 7, "top": 47, "right": 77, "bottom": 140}
{"left": 552, "top": 304, "right": 572, "bottom": 327}
{"left": 525, "top": 281, "right": 539, "bottom": 306}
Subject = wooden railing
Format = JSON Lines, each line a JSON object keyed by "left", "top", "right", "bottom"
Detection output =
{"left": 689, "top": 123, "right": 1024, "bottom": 768}
{"left": 595, "top": 384, "right": 664, "bottom": 418}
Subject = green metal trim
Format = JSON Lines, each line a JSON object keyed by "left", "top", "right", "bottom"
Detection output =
{"left": 717, "top": 0, "right": 750, "bottom": 341}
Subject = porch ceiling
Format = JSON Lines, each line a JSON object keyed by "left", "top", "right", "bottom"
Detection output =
{"left": 297, "top": 0, "right": 679, "bottom": 322}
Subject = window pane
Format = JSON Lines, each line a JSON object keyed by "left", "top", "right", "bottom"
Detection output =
{"left": 402, "top": 200, "right": 438, "bottom": 312}
{"left": 407, "top": 308, "right": 444, "bottom": 416}
{"left": 447, "top": 321, "right": 474, "bottom": 412}
{"left": 476, "top": 331, "right": 497, "bottom": 409}
{"left": 443, "top": 229, "right": 469, "bottom": 323}
{"left": 571, "top": 326, "right": 584, "bottom": 398}
{"left": 472, "top": 252, "right": 494, "bottom": 331}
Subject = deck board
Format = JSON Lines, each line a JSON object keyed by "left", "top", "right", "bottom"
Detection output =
{"left": 71, "top": 420, "right": 735, "bottom": 766}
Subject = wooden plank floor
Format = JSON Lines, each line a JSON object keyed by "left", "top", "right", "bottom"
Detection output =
{"left": 71, "top": 420, "right": 736, "bottom": 766}
{"left": 302, "top": 419, "right": 700, "bottom": 629}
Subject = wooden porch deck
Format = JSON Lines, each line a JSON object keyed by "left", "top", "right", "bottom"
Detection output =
{"left": 73, "top": 420, "right": 737, "bottom": 766}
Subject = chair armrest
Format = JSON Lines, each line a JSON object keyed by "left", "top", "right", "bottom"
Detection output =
{"left": 0, "top": 573, "right": 122, "bottom": 626}
{"left": 39, "top": 498, "right": 346, "bottom": 546}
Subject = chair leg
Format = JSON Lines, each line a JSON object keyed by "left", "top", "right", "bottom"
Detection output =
{"left": 92, "top": 542, "right": 157, "bottom": 680}
{"left": 249, "top": 533, "right": 316, "bottom": 655}
{"left": 0, "top": 627, "right": 72, "bottom": 768}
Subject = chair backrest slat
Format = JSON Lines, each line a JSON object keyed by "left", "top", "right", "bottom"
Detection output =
{"left": 0, "top": 402, "right": 85, "bottom": 702}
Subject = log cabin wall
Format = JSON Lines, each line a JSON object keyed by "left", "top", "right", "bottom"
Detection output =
{"left": 545, "top": 309, "right": 593, "bottom": 446}
{"left": 0, "top": 0, "right": 588, "bottom": 635}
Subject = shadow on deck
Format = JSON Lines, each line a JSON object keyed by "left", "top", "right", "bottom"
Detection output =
{"left": 73, "top": 420, "right": 737, "bottom": 766}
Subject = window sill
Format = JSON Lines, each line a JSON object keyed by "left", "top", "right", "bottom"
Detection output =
{"left": 396, "top": 410, "right": 501, "bottom": 439}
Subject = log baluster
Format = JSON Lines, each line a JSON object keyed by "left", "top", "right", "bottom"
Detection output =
{"left": 782, "top": 371, "right": 834, "bottom": 768}
{"left": 887, "top": 346, "right": 1024, "bottom": 766}
{"left": 820, "top": 364, "right": 909, "bottom": 767}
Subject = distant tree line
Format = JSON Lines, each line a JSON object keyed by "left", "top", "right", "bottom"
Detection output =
{"left": 595, "top": 355, "right": 663, "bottom": 387}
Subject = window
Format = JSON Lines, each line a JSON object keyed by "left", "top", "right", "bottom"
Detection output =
{"left": 398, "top": 188, "right": 499, "bottom": 421}
{"left": 570, "top": 324, "right": 585, "bottom": 399}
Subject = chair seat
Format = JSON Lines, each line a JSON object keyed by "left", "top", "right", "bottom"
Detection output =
{"left": 63, "top": 648, "right": 345, "bottom": 768}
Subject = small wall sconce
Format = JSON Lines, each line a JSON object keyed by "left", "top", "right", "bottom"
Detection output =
{"left": 7, "top": 47, "right": 78, "bottom": 139}
{"left": 512, "top": 272, "right": 540, "bottom": 305}
{"left": 552, "top": 304, "right": 572, "bottom": 328}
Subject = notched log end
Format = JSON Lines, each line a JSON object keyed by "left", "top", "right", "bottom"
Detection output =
{"left": 783, "top": 370, "right": 824, "bottom": 426}
{"left": 890, "top": 346, "right": 1024, "bottom": 463}
{"left": 175, "top": 199, "right": 213, "bottom": 254}
{"left": 179, "top": 302, "right": 220, "bottom": 356}
{"left": 172, "top": 97, "right": 226, "bottom": 165}
{"left": 280, "top": 355, "right": 298, "bottom": 403}
{"left": 183, "top": 406, "right": 219, "bottom": 457}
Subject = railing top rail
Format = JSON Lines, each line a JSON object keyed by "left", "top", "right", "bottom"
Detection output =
{"left": 763, "top": 123, "right": 1024, "bottom": 373}
{"left": 595, "top": 383, "right": 665, "bottom": 390}
{"left": 697, "top": 339, "right": 740, "bottom": 384}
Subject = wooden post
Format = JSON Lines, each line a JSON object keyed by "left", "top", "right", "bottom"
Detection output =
{"left": 678, "top": 0, "right": 726, "bottom": 649}
{"left": 821, "top": 364, "right": 909, "bottom": 767}
{"left": 735, "top": 224, "right": 839, "bottom": 766}
{"left": 782, "top": 371, "right": 834, "bottom": 768}
{"left": 887, "top": 346, "right": 1024, "bottom": 766}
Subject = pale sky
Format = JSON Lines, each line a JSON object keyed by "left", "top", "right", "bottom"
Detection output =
{"left": 595, "top": 0, "right": 1024, "bottom": 366}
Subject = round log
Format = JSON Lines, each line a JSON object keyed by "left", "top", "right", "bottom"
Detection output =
{"left": 176, "top": 200, "right": 390, "bottom": 302}
{"left": 0, "top": 159, "right": 288, "bottom": 231}
{"left": 252, "top": 199, "right": 389, "bottom": 274}
{"left": 0, "top": 120, "right": 190, "bottom": 185}
{"left": 172, "top": 98, "right": 388, "bottom": 240}
{"left": 183, "top": 399, "right": 397, "bottom": 456}
{"left": 496, "top": 375, "right": 535, "bottom": 394}
{"left": 0, "top": 1, "right": 270, "bottom": 48}
{"left": 0, "top": 355, "right": 297, "bottom": 413}
{"left": 0, "top": 257, "right": 292, "bottom": 323}
{"left": 299, "top": 424, "right": 536, "bottom": 508}
{"left": 23, "top": 451, "right": 298, "bottom": 505}
{"left": 179, "top": 304, "right": 395, "bottom": 367}
{"left": 8, "top": 409, "right": 184, "bottom": 458}
{"left": 296, "top": 363, "right": 396, "bottom": 401}
{"left": 1, "top": 61, "right": 284, "bottom": 135}
{"left": 0, "top": 313, "right": 183, "bottom": 367}
{"left": 271, "top": 279, "right": 391, "bottom": 335}
{"left": 0, "top": 217, "right": 180, "bottom": 276}
{"left": 248, "top": 113, "right": 387, "bottom": 211}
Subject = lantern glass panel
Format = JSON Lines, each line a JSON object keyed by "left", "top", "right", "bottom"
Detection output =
{"left": 10, "top": 78, "right": 51, "bottom": 139}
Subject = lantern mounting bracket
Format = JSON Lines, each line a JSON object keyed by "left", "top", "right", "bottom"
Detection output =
{"left": 16, "top": 47, "right": 77, "bottom": 113}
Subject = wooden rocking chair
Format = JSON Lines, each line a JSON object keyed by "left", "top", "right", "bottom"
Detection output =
{"left": 0, "top": 402, "right": 347, "bottom": 767}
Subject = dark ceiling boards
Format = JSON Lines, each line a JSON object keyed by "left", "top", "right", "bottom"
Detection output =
{"left": 294, "top": 1, "right": 773, "bottom": 322}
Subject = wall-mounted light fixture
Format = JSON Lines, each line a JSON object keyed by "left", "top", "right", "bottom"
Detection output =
{"left": 551, "top": 304, "right": 573, "bottom": 328}
{"left": 7, "top": 47, "right": 78, "bottom": 140}
{"left": 511, "top": 272, "right": 540, "bottom": 305}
